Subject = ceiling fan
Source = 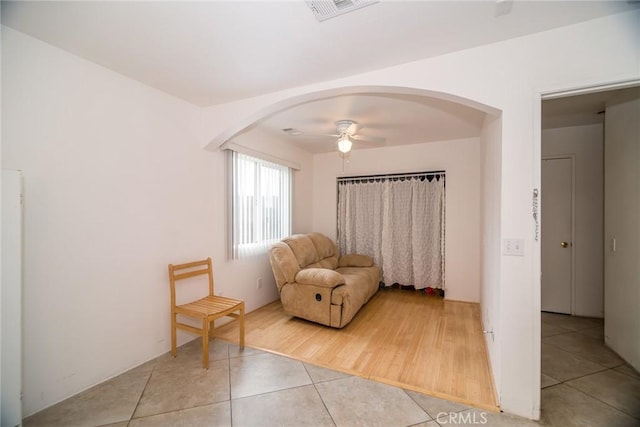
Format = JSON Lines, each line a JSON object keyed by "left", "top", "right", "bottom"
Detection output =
{"left": 289, "top": 120, "right": 386, "bottom": 155}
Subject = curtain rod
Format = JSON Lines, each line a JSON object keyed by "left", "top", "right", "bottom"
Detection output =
{"left": 337, "top": 170, "right": 445, "bottom": 182}
{"left": 219, "top": 141, "right": 301, "bottom": 171}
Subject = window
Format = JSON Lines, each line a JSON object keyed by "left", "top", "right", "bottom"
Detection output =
{"left": 231, "top": 151, "right": 292, "bottom": 258}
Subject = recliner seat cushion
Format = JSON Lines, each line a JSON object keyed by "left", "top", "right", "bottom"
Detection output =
{"left": 331, "top": 266, "right": 380, "bottom": 305}
{"left": 339, "top": 254, "right": 374, "bottom": 268}
{"left": 306, "top": 256, "right": 339, "bottom": 270}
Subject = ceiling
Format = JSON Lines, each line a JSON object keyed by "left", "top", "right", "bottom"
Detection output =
{"left": 2, "top": 1, "right": 637, "bottom": 153}
{"left": 250, "top": 93, "right": 487, "bottom": 153}
{"left": 542, "top": 86, "right": 640, "bottom": 130}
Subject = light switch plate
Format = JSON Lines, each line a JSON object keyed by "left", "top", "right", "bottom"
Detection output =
{"left": 503, "top": 238, "right": 525, "bottom": 256}
{"left": 512, "top": 238, "right": 524, "bottom": 256}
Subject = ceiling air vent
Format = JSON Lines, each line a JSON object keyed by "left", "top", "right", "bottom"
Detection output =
{"left": 306, "top": 0, "right": 379, "bottom": 22}
{"left": 282, "top": 128, "right": 303, "bottom": 136}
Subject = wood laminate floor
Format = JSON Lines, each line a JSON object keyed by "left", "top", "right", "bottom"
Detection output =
{"left": 215, "top": 287, "right": 498, "bottom": 411}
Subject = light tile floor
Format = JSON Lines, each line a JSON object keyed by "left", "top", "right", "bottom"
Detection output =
{"left": 23, "top": 313, "right": 640, "bottom": 427}
{"left": 540, "top": 312, "right": 640, "bottom": 427}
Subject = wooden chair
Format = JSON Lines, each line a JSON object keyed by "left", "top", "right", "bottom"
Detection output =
{"left": 169, "top": 257, "right": 245, "bottom": 369}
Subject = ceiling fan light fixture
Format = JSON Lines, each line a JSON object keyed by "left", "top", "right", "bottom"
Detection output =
{"left": 337, "top": 135, "right": 352, "bottom": 153}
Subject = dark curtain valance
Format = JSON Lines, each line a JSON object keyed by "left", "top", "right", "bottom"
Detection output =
{"left": 337, "top": 170, "right": 445, "bottom": 185}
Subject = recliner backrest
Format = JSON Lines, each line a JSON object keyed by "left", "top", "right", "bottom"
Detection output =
{"left": 268, "top": 242, "right": 301, "bottom": 291}
{"left": 282, "top": 234, "right": 319, "bottom": 268}
{"left": 307, "top": 232, "right": 339, "bottom": 270}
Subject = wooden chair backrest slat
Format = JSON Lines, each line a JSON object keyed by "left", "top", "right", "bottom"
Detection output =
{"left": 171, "top": 259, "right": 209, "bottom": 270}
{"left": 169, "top": 257, "right": 215, "bottom": 302}
{"left": 172, "top": 268, "right": 209, "bottom": 281}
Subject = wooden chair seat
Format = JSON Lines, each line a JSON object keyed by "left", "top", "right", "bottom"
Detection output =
{"left": 175, "top": 295, "right": 244, "bottom": 318}
{"left": 169, "top": 258, "right": 244, "bottom": 369}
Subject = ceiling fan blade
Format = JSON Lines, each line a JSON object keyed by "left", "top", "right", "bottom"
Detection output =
{"left": 295, "top": 133, "right": 339, "bottom": 139}
{"left": 346, "top": 122, "right": 359, "bottom": 135}
{"left": 352, "top": 134, "right": 386, "bottom": 144}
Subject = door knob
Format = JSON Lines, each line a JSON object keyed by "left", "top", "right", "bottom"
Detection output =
{"left": 560, "top": 241, "right": 569, "bottom": 248}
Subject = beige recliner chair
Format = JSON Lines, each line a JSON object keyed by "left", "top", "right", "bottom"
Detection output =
{"left": 268, "top": 232, "right": 380, "bottom": 328}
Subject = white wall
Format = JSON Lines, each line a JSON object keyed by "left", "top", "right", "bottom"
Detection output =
{"left": 480, "top": 114, "right": 502, "bottom": 402}
{"left": 604, "top": 91, "right": 640, "bottom": 372}
{"left": 313, "top": 138, "right": 481, "bottom": 303}
{"left": 203, "top": 10, "right": 640, "bottom": 418}
{"left": 1, "top": 170, "right": 24, "bottom": 427}
{"left": 1, "top": 26, "right": 207, "bottom": 415}
{"left": 1, "top": 27, "right": 313, "bottom": 416}
{"left": 542, "top": 124, "right": 604, "bottom": 317}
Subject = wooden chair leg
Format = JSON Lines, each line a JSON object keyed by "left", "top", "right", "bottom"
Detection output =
{"left": 209, "top": 319, "right": 215, "bottom": 341}
{"left": 239, "top": 304, "right": 245, "bottom": 349}
{"left": 171, "top": 312, "right": 177, "bottom": 358}
{"left": 202, "top": 318, "right": 209, "bottom": 370}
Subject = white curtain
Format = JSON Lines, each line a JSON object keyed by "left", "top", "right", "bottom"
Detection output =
{"left": 337, "top": 174, "right": 445, "bottom": 289}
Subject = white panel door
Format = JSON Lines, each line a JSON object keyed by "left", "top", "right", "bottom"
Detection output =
{"left": 542, "top": 158, "right": 573, "bottom": 314}
{"left": 2, "top": 170, "right": 23, "bottom": 427}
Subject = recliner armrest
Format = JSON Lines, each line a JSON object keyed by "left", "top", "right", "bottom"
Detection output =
{"left": 295, "top": 268, "right": 345, "bottom": 288}
{"left": 338, "top": 254, "right": 374, "bottom": 268}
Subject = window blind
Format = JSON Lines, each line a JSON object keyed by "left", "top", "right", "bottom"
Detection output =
{"left": 231, "top": 151, "right": 292, "bottom": 258}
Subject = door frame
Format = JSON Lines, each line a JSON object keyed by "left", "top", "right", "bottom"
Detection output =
{"left": 533, "top": 77, "right": 640, "bottom": 419}
{"left": 541, "top": 154, "right": 576, "bottom": 315}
